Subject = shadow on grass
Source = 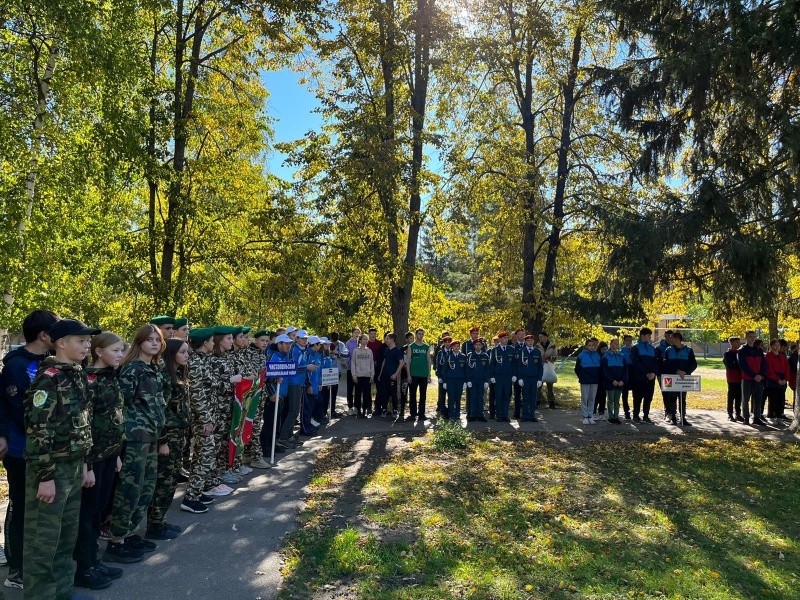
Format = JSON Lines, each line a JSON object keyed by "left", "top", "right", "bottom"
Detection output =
{"left": 280, "top": 435, "right": 800, "bottom": 599}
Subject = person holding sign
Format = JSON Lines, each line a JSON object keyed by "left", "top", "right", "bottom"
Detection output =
{"left": 661, "top": 333, "right": 697, "bottom": 426}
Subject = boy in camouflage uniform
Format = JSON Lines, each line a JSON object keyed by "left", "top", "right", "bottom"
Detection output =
{"left": 211, "top": 326, "right": 241, "bottom": 485}
{"left": 243, "top": 329, "right": 270, "bottom": 469}
{"left": 24, "top": 318, "right": 100, "bottom": 600}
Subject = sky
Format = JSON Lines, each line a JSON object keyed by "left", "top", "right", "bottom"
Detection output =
{"left": 261, "top": 67, "right": 323, "bottom": 182}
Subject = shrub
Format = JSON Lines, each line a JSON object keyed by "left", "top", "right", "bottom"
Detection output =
{"left": 430, "top": 420, "right": 472, "bottom": 451}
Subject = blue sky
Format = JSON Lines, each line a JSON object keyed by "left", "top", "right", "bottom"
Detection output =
{"left": 262, "top": 68, "right": 323, "bottom": 182}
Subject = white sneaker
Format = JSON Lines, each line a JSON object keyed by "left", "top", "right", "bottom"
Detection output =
{"left": 310, "top": 419, "right": 320, "bottom": 427}
{"left": 239, "top": 465, "right": 253, "bottom": 475}
{"left": 582, "top": 417, "right": 590, "bottom": 425}
{"left": 250, "top": 457, "right": 273, "bottom": 469}
{"left": 589, "top": 417, "right": 596, "bottom": 424}
{"left": 348, "top": 407, "right": 356, "bottom": 416}
{"left": 204, "top": 484, "right": 233, "bottom": 497}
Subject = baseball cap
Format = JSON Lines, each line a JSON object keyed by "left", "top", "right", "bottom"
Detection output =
{"left": 49, "top": 319, "right": 101, "bottom": 341}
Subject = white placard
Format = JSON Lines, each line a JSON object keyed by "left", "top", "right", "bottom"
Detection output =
{"left": 321, "top": 367, "right": 339, "bottom": 386}
{"left": 660, "top": 374, "right": 701, "bottom": 392}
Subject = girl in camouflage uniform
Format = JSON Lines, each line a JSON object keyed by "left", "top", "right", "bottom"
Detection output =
{"left": 210, "top": 327, "right": 242, "bottom": 486}
{"left": 146, "top": 339, "right": 191, "bottom": 539}
{"left": 104, "top": 325, "right": 165, "bottom": 563}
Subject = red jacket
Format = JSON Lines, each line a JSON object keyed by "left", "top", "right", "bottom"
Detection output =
{"left": 765, "top": 351, "right": 789, "bottom": 388}
{"left": 738, "top": 344, "right": 766, "bottom": 380}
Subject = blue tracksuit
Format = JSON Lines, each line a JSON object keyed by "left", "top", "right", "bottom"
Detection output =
{"left": 662, "top": 345, "right": 697, "bottom": 419}
{"left": 466, "top": 351, "right": 491, "bottom": 418}
{"left": 302, "top": 348, "right": 323, "bottom": 433}
{"left": 490, "top": 344, "right": 516, "bottom": 420}
{"left": 444, "top": 351, "right": 467, "bottom": 421}
{"left": 516, "top": 346, "right": 543, "bottom": 419}
{"left": 602, "top": 350, "right": 628, "bottom": 389}
{"left": 574, "top": 349, "right": 602, "bottom": 384}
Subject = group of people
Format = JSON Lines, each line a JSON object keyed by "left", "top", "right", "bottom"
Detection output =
{"left": 341, "top": 326, "right": 560, "bottom": 425}
{"left": 573, "top": 327, "right": 799, "bottom": 429}
{"left": 0, "top": 312, "right": 351, "bottom": 600}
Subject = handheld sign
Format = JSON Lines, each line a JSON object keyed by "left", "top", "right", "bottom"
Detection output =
{"left": 266, "top": 362, "right": 297, "bottom": 378}
{"left": 661, "top": 374, "right": 701, "bottom": 392}
{"left": 321, "top": 367, "right": 339, "bottom": 386}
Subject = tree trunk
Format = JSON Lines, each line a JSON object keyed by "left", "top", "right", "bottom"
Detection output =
{"left": 767, "top": 313, "right": 778, "bottom": 340}
{"left": 147, "top": 17, "right": 160, "bottom": 289}
{"left": 531, "top": 28, "right": 582, "bottom": 335}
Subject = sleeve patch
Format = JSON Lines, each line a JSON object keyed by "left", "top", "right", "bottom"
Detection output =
{"left": 33, "top": 390, "right": 48, "bottom": 408}
{"left": 44, "top": 368, "right": 60, "bottom": 377}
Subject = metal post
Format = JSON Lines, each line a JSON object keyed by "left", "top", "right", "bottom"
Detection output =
{"left": 270, "top": 388, "right": 280, "bottom": 465}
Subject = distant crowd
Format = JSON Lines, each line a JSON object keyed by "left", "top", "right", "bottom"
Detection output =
{"left": 0, "top": 312, "right": 798, "bottom": 600}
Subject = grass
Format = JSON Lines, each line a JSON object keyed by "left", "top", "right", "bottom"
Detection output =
{"left": 553, "top": 358, "right": 729, "bottom": 412}
{"left": 279, "top": 434, "right": 800, "bottom": 599}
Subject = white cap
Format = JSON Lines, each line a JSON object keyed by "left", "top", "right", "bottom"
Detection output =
{"left": 286, "top": 326, "right": 297, "bottom": 333}
{"left": 295, "top": 329, "right": 309, "bottom": 338}
{"left": 308, "top": 336, "right": 321, "bottom": 345}
{"left": 320, "top": 337, "right": 330, "bottom": 344}
{"left": 275, "top": 334, "right": 292, "bottom": 344}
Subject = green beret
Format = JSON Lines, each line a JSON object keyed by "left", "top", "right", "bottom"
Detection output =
{"left": 253, "top": 329, "right": 268, "bottom": 338}
{"left": 232, "top": 326, "right": 243, "bottom": 336}
{"left": 188, "top": 327, "right": 214, "bottom": 342}
{"left": 241, "top": 327, "right": 251, "bottom": 334}
{"left": 174, "top": 317, "right": 189, "bottom": 328}
{"left": 150, "top": 315, "right": 176, "bottom": 326}
{"left": 213, "top": 325, "right": 237, "bottom": 335}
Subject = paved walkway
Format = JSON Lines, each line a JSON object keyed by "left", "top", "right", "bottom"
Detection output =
{"left": 0, "top": 395, "right": 796, "bottom": 600}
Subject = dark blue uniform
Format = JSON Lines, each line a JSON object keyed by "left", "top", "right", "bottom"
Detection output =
{"left": 466, "top": 350, "right": 491, "bottom": 420}
{"left": 515, "top": 345, "right": 543, "bottom": 421}
{"left": 443, "top": 351, "right": 467, "bottom": 421}
{"left": 630, "top": 340, "right": 658, "bottom": 421}
{"left": 490, "top": 344, "right": 516, "bottom": 421}
{"left": 662, "top": 345, "right": 697, "bottom": 425}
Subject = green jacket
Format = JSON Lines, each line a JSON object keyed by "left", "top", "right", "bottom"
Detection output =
{"left": 188, "top": 351, "right": 215, "bottom": 427}
{"left": 159, "top": 367, "right": 190, "bottom": 443}
{"left": 86, "top": 365, "right": 125, "bottom": 468}
{"left": 24, "top": 357, "right": 92, "bottom": 482}
{"left": 211, "top": 351, "right": 238, "bottom": 406}
{"left": 119, "top": 359, "right": 165, "bottom": 443}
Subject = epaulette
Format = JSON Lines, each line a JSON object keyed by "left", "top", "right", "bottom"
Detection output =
{"left": 44, "top": 367, "right": 60, "bottom": 377}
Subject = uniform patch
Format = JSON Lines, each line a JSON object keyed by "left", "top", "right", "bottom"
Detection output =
{"left": 87, "top": 374, "right": 97, "bottom": 384}
{"left": 5, "top": 385, "right": 17, "bottom": 397}
{"left": 33, "top": 390, "right": 48, "bottom": 408}
{"left": 45, "top": 368, "right": 60, "bottom": 377}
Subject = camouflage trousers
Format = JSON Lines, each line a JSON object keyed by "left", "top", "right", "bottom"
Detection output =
{"left": 23, "top": 457, "right": 82, "bottom": 600}
{"left": 244, "top": 392, "right": 267, "bottom": 461}
{"left": 109, "top": 441, "right": 158, "bottom": 539}
{"left": 147, "top": 428, "right": 186, "bottom": 529}
{"left": 180, "top": 428, "right": 192, "bottom": 472}
{"left": 215, "top": 395, "right": 234, "bottom": 475}
{"left": 186, "top": 421, "right": 219, "bottom": 501}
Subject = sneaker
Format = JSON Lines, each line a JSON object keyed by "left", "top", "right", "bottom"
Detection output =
{"left": 348, "top": 407, "right": 356, "bottom": 416}
{"left": 752, "top": 418, "right": 766, "bottom": 426}
{"left": 642, "top": 416, "right": 653, "bottom": 423}
{"left": 4, "top": 570, "right": 23, "bottom": 589}
{"left": 94, "top": 562, "right": 123, "bottom": 580}
{"left": 331, "top": 412, "right": 344, "bottom": 419}
{"left": 126, "top": 534, "right": 157, "bottom": 553}
{"left": 633, "top": 415, "right": 641, "bottom": 422}
{"left": 275, "top": 438, "right": 292, "bottom": 449}
{"left": 203, "top": 485, "right": 233, "bottom": 497}
{"left": 624, "top": 413, "right": 631, "bottom": 420}
{"left": 250, "top": 457, "right": 272, "bottom": 469}
{"left": 670, "top": 414, "right": 678, "bottom": 426}
{"left": 103, "top": 541, "right": 144, "bottom": 564}
{"left": 735, "top": 415, "right": 745, "bottom": 422}
{"left": 582, "top": 417, "right": 590, "bottom": 425}
{"left": 239, "top": 465, "right": 253, "bottom": 475}
{"left": 221, "top": 472, "right": 241, "bottom": 485}
{"left": 589, "top": 417, "right": 596, "bottom": 424}
{"left": 74, "top": 567, "right": 112, "bottom": 590}
{"left": 289, "top": 435, "right": 304, "bottom": 445}
{"left": 199, "top": 494, "right": 215, "bottom": 504}
{"left": 392, "top": 410, "right": 398, "bottom": 418}
{"left": 681, "top": 418, "right": 693, "bottom": 427}
{"left": 165, "top": 523, "right": 182, "bottom": 533}
{"left": 356, "top": 413, "right": 365, "bottom": 419}
{"left": 145, "top": 526, "right": 180, "bottom": 540}
{"left": 310, "top": 419, "right": 320, "bottom": 427}
{"left": 0, "top": 546, "right": 6, "bottom": 566}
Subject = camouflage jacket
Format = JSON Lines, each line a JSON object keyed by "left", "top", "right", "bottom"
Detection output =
{"left": 159, "top": 367, "right": 190, "bottom": 443}
{"left": 24, "top": 357, "right": 92, "bottom": 482}
{"left": 188, "top": 351, "right": 215, "bottom": 427}
{"left": 119, "top": 359, "right": 165, "bottom": 443}
{"left": 247, "top": 344, "right": 267, "bottom": 376}
{"left": 86, "top": 365, "right": 125, "bottom": 467}
{"left": 233, "top": 347, "right": 257, "bottom": 379}
{"left": 211, "top": 351, "right": 238, "bottom": 403}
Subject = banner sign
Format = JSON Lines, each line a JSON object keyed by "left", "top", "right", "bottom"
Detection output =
{"left": 661, "top": 374, "right": 701, "bottom": 392}
{"left": 321, "top": 367, "right": 339, "bottom": 386}
{"left": 266, "top": 362, "right": 297, "bottom": 378}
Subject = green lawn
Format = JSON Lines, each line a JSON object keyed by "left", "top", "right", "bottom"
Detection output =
{"left": 553, "top": 358, "right": 730, "bottom": 412}
{"left": 280, "top": 434, "right": 800, "bottom": 599}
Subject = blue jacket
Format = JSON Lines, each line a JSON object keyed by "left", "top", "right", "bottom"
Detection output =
{"left": 307, "top": 349, "right": 323, "bottom": 394}
{"left": 466, "top": 351, "right": 492, "bottom": 381}
{"left": 602, "top": 350, "right": 628, "bottom": 389}
{"left": 0, "top": 347, "right": 48, "bottom": 458}
{"left": 288, "top": 344, "right": 311, "bottom": 386}
{"left": 630, "top": 340, "right": 658, "bottom": 380}
{"left": 490, "top": 344, "right": 516, "bottom": 376}
{"left": 444, "top": 351, "right": 467, "bottom": 384}
{"left": 515, "top": 346, "right": 543, "bottom": 382}
{"left": 267, "top": 350, "right": 290, "bottom": 397}
{"left": 662, "top": 345, "right": 697, "bottom": 376}
{"left": 574, "top": 349, "right": 602, "bottom": 384}
{"left": 621, "top": 346, "right": 633, "bottom": 366}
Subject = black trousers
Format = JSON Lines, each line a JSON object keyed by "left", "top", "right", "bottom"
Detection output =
{"left": 727, "top": 381, "right": 742, "bottom": 416}
{"left": 260, "top": 396, "right": 282, "bottom": 457}
{"left": 3, "top": 455, "right": 26, "bottom": 572}
{"left": 346, "top": 374, "right": 355, "bottom": 409}
{"left": 765, "top": 386, "right": 786, "bottom": 418}
{"left": 513, "top": 381, "right": 522, "bottom": 418}
{"left": 378, "top": 377, "right": 398, "bottom": 414}
{"left": 489, "top": 382, "right": 496, "bottom": 417}
{"left": 409, "top": 376, "right": 428, "bottom": 418}
{"left": 622, "top": 384, "right": 631, "bottom": 416}
{"left": 327, "top": 384, "right": 339, "bottom": 415}
{"left": 355, "top": 377, "right": 372, "bottom": 415}
{"left": 632, "top": 378, "right": 655, "bottom": 417}
{"left": 74, "top": 455, "right": 118, "bottom": 571}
